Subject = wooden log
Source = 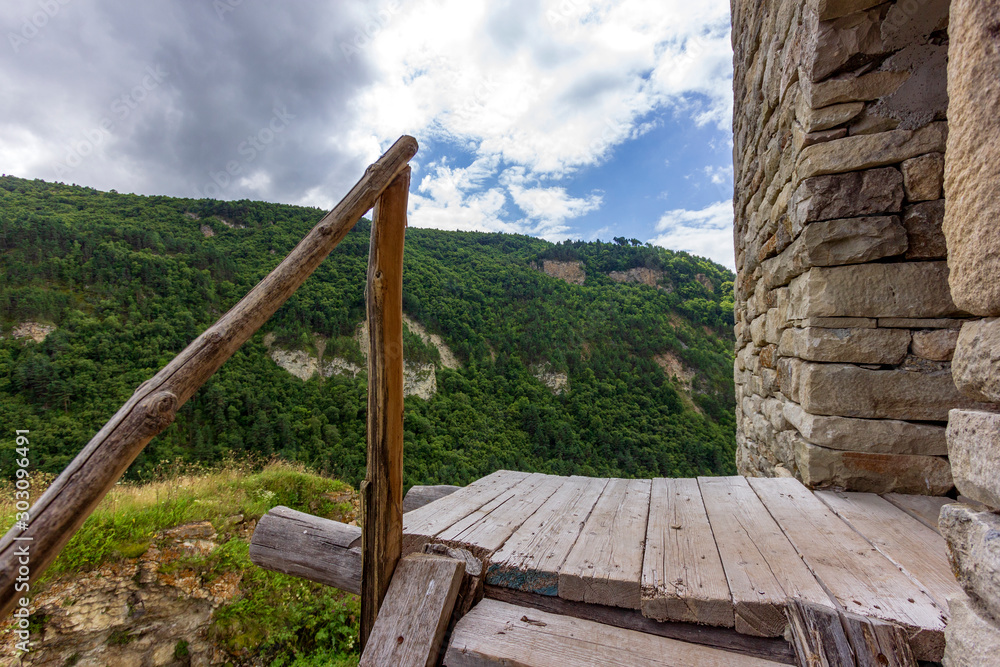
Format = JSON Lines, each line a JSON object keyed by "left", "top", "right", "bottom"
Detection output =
{"left": 423, "top": 543, "right": 484, "bottom": 620}
{"left": 248, "top": 506, "right": 362, "bottom": 594}
{"left": 0, "top": 135, "right": 418, "bottom": 619}
{"left": 445, "top": 599, "right": 789, "bottom": 667}
{"left": 360, "top": 166, "right": 410, "bottom": 648}
{"left": 359, "top": 553, "right": 464, "bottom": 667}
{"left": 485, "top": 586, "right": 797, "bottom": 665}
{"left": 403, "top": 485, "right": 461, "bottom": 513}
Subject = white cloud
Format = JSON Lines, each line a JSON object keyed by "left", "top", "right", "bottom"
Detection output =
{"left": 649, "top": 199, "right": 734, "bottom": 270}
{"left": 703, "top": 164, "right": 733, "bottom": 185}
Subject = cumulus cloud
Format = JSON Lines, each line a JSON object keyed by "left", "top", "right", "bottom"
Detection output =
{"left": 649, "top": 199, "right": 735, "bottom": 270}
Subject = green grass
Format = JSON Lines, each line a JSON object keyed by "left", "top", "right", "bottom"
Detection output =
{"left": 0, "top": 461, "right": 361, "bottom": 666}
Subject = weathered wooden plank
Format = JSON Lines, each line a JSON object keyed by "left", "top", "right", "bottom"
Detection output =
{"left": 423, "top": 543, "right": 484, "bottom": 620}
{"left": 815, "top": 490, "right": 961, "bottom": 611}
{"left": 403, "top": 485, "right": 461, "bottom": 513}
{"left": 0, "top": 136, "right": 419, "bottom": 618}
{"left": 485, "top": 586, "right": 797, "bottom": 665}
{"left": 560, "top": 477, "right": 651, "bottom": 610}
{"left": 641, "top": 477, "right": 732, "bottom": 626}
{"left": 437, "top": 473, "right": 566, "bottom": 556}
{"left": 786, "top": 599, "right": 855, "bottom": 667}
{"left": 840, "top": 608, "right": 918, "bottom": 667}
{"left": 361, "top": 167, "right": 410, "bottom": 648}
{"left": 699, "top": 476, "right": 835, "bottom": 637}
{"left": 360, "top": 553, "right": 464, "bottom": 667}
{"left": 249, "top": 506, "right": 362, "bottom": 594}
{"left": 444, "top": 599, "right": 789, "bottom": 667}
{"left": 881, "top": 493, "right": 951, "bottom": 534}
{"left": 402, "top": 470, "right": 529, "bottom": 552}
{"left": 748, "top": 478, "right": 946, "bottom": 662}
{"left": 486, "top": 476, "right": 608, "bottom": 596}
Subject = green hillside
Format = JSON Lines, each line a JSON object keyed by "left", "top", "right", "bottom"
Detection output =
{"left": 0, "top": 175, "right": 736, "bottom": 486}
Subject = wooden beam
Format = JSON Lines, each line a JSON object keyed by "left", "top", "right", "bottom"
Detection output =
{"left": 445, "top": 599, "right": 790, "bottom": 667}
{"left": 360, "top": 166, "right": 410, "bottom": 649}
{"left": 485, "top": 586, "right": 797, "bottom": 665}
{"left": 786, "top": 599, "right": 918, "bottom": 667}
{"left": 0, "top": 135, "right": 418, "bottom": 619}
{"left": 248, "top": 506, "right": 361, "bottom": 594}
{"left": 359, "top": 553, "right": 464, "bottom": 667}
{"left": 402, "top": 485, "right": 461, "bottom": 513}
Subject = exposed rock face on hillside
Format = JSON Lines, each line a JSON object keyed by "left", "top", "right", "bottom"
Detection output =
{"left": 8, "top": 322, "right": 55, "bottom": 343}
{"left": 532, "top": 364, "right": 568, "bottom": 394}
{"left": 531, "top": 260, "right": 586, "bottom": 285}
{"left": 608, "top": 267, "right": 670, "bottom": 290}
{"left": 265, "top": 315, "right": 457, "bottom": 399}
{"left": 1, "top": 521, "right": 250, "bottom": 667}
{"left": 654, "top": 352, "right": 696, "bottom": 392}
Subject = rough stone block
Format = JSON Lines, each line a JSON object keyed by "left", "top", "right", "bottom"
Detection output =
{"left": 801, "top": 70, "right": 910, "bottom": 108}
{"left": 879, "top": 317, "right": 964, "bottom": 329}
{"left": 871, "top": 44, "right": 949, "bottom": 131}
{"left": 799, "top": 127, "right": 848, "bottom": 149}
{"left": 953, "top": 318, "right": 1000, "bottom": 403}
{"left": 797, "top": 362, "right": 975, "bottom": 421}
{"left": 902, "top": 153, "right": 944, "bottom": 201}
{"left": 794, "top": 438, "right": 953, "bottom": 494}
{"left": 800, "top": 215, "right": 907, "bottom": 265}
{"left": 942, "top": 594, "right": 1000, "bottom": 667}
{"left": 903, "top": 199, "right": 946, "bottom": 259}
{"left": 789, "top": 167, "right": 903, "bottom": 231}
{"left": 940, "top": 504, "right": 1000, "bottom": 621}
{"left": 777, "top": 357, "right": 804, "bottom": 403}
{"left": 797, "top": 121, "right": 948, "bottom": 179}
{"left": 814, "top": 0, "right": 884, "bottom": 21}
{"left": 779, "top": 327, "right": 910, "bottom": 364}
{"left": 880, "top": 0, "right": 950, "bottom": 51}
{"left": 804, "top": 6, "right": 885, "bottom": 82}
{"left": 797, "top": 98, "right": 865, "bottom": 133}
{"left": 793, "top": 317, "right": 876, "bottom": 328}
{"left": 787, "top": 263, "right": 960, "bottom": 320}
{"left": 943, "top": 0, "right": 1000, "bottom": 316}
{"left": 947, "top": 409, "right": 1000, "bottom": 508}
{"left": 912, "top": 328, "right": 958, "bottom": 361}
{"left": 784, "top": 401, "right": 947, "bottom": 455}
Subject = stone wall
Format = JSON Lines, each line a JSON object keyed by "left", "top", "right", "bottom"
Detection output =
{"left": 731, "top": 0, "right": 981, "bottom": 494}
{"left": 937, "top": 0, "right": 1000, "bottom": 661}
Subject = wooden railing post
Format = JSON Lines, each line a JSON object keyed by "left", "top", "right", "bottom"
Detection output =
{"left": 0, "top": 136, "right": 417, "bottom": 619}
{"left": 360, "top": 166, "right": 410, "bottom": 649}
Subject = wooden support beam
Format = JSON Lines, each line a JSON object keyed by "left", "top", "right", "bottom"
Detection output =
{"left": 786, "top": 599, "right": 917, "bottom": 667}
{"left": 249, "top": 506, "right": 362, "bottom": 594}
{"left": 0, "top": 136, "right": 418, "bottom": 619}
{"left": 360, "top": 166, "right": 410, "bottom": 649}
{"left": 359, "top": 553, "right": 464, "bottom": 667}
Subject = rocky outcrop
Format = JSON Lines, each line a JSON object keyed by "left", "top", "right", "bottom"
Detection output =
{"left": 8, "top": 322, "right": 55, "bottom": 343}
{"left": 607, "top": 267, "right": 668, "bottom": 290}
{"left": 531, "top": 364, "right": 568, "bottom": 395}
{"left": 531, "top": 260, "right": 585, "bottom": 285}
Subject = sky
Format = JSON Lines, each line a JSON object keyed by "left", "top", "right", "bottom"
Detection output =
{"left": 0, "top": 0, "right": 737, "bottom": 270}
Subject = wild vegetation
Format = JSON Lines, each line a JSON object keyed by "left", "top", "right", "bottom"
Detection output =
{"left": 0, "top": 175, "right": 736, "bottom": 486}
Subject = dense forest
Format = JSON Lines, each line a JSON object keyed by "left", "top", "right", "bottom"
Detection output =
{"left": 0, "top": 175, "right": 737, "bottom": 487}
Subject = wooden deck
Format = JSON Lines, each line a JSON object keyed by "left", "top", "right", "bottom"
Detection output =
{"left": 403, "top": 471, "right": 960, "bottom": 663}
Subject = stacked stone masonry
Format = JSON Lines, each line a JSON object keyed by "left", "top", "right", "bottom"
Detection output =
{"left": 731, "top": 0, "right": 979, "bottom": 495}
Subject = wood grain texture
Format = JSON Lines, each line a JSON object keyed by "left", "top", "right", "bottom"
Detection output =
{"left": 249, "top": 506, "right": 362, "bottom": 594}
{"left": 403, "top": 485, "right": 462, "bottom": 513}
{"left": 485, "top": 586, "right": 797, "bottom": 665}
{"left": 560, "top": 477, "right": 651, "bottom": 610}
{"left": 0, "top": 135, "right": 418, "bottom": 619}
{"left": 748, "top": 477, "right": 946, "bottom": 662}
{"left": 815, "top": 491, "right": 961, "bottom": 611}
{"left": 641, "top": 477, "right": 732, "bottom": 626}
{"left": 361, "top": 167, "right": 410, "bottom": 648}
{"left": 360, "top": 553, "right": 464, "bottom": 667}
{"left": 839, "top": 609, "right": 918, "bottom": 667}
{"left": 699, "top": 476, "right": 834, "bottom": 637}
{"left": 487, "top": 476, "right": 607, "bottom": 596}
{"left": 437, "top": 473, "right": 566, "bottom": 556}
{"left": 786, "top": 600, "right": 917, "bottom": 667}
{"left": 880, "top": 493, "right": 951, "bottom": 534}
{"left": 444, "top": 599, "right": 788, "bottom": 667}
{"left": 403, "top": 470, "right": 529, "bottom": 552}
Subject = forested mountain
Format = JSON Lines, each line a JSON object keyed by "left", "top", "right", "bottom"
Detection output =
{"left": 0, "top": 175, "right": 736, "bottom": 487}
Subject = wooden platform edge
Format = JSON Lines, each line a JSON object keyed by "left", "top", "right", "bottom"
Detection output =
{"left": 484, "top": 585, "right": 796, "bottom": 665}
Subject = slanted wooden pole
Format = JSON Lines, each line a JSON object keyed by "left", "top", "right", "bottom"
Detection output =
{"left": 360, "top": 166, "right": 410, "bottom": 648}
{"left": 0, "top": 136, "right": 418, "bottom": 619}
